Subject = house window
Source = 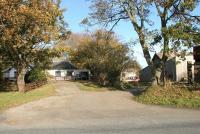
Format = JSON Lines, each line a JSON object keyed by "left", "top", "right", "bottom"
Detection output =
{"left": 55, "top": 71, "right": 61, "bottom": 77}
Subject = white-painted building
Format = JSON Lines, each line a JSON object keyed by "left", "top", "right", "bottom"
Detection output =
{"left": 2, "top": 67, "right": 17, "bottom": 81}
{"left": 47, "top": 61, "right": 90, "bottom": 80}
{"left": 174, "top": 55, "right": 194, "bottom": 82}
{"left": 1, "top": 61, "right": 90, "bottom": 81}
{"left": 140, "top": 53, "right": 195, "bottom": 82}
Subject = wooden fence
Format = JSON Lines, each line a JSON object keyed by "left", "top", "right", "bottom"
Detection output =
{"left": 25, "top": 80, "right": 47, "bottom": 92}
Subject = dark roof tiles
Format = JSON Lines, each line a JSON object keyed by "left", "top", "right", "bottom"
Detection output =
{"left": 51, "top": 61, "right": 77, "bottom": 70}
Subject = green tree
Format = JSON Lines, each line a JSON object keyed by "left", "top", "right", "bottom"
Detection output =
{"left": 69, "top": 30, "right": 130, "bottom": 86}
{"left": 153, "top": 0, "right": 200, "bottom": 84}
{"left": 0, "top": 0, "right": 70, "bottom": 92}
{"left": 27, "top": 68, "right": 47, "bottom": 83}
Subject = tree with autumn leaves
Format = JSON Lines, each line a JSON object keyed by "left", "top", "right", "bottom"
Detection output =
{"left": 0, "top": 0, "right": 70, "bottom": 92}
{"left": 69, "top": 30, "right": 136, "bottom": 86}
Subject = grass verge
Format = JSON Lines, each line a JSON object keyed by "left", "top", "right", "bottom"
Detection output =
{"left": 75, "top": 81, "right": 116, "bottom": 92}
{"left": 135, "top": 85, "right": 200, "bottom": 109}
{"left": 0, "top": 83, "right": 56, "bottom": 111}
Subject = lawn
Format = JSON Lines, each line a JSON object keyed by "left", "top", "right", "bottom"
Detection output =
{"left": 0, "top": 83, "right": 56, "bottom": 111}
{"left": 75, "top": 81, "right": 116, "bottom": 92}
{"left": 135, "top": 85, "right": 200, "bottom": 109}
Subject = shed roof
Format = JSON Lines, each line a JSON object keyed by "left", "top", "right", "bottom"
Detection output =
{"left": 152, "top": 52, "right": 177, "bottom": 61}
{"left": 51, "top": 61, "right": 77, "bottom": 70}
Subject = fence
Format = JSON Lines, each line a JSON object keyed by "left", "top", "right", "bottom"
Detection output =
{"left": 25, "top": 80, "right": 47, "bottom": 92}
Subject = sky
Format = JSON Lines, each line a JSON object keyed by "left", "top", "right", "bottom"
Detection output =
{"left": 61, "top": 0, "right": 149, "bottom": 68}
{"left": 60, "top": 0, "right": 199, "bottom": 68}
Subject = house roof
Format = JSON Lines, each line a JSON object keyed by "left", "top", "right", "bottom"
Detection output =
{"left": 152, "top": 51, "right": 193, "bottom": 61}
{"left": 152, "top": 52, "right": 177, "bottom": 61}
{"left": 51, "top": 61, "right": 78, "bottom": 70}
{"left": 2, "top": 67, "right": 13, "bottom": 73}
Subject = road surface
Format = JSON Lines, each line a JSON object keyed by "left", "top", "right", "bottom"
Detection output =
{"left": 0, "top": 81, "right": 200, "bottom": 134}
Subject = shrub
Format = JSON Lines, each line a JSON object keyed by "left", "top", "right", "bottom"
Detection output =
{"left": 26, "top": 68, "right": 47, "bottom": 83}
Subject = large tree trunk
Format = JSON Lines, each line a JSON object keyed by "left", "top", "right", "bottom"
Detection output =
{"left": 161, "top": 19, "right": 169, "bottom": 87}
{"left": 137, "top": 30, "right": 157, "bottom": 85}
{"left": 16, "top": 68, "right": 26, "bottom": 93}
{"left": 124, "top": 4, "right": 156, "bottom": 85}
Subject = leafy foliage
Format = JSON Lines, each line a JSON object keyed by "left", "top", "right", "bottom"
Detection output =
{"left": 27, "top": 68, "right": 47, "bottom": 83}
{"left": 0, "top": 0, "right": 70, "bottom": 92}
{"left": 69, "top": 30, "right": 131, "bottom": 86}
{"left": 169, "top": 23, "right": 200, "bottom": 50}
{"left": 88, "top": 0, "right": 200, "bottom": 85}
{"left": 153, "top": 0, "right": 200, "bottom": 53}
{"left": 88, "top": 0, "right": 153, "bottom": 67}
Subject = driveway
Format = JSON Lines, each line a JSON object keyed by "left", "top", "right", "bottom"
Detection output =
{"left": 0, "top": 81, "right": 200, "bottom": 134}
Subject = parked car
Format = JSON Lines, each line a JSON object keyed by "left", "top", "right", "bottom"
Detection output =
{"left": 125, "top": 76, "right": 140, "bottom": 82}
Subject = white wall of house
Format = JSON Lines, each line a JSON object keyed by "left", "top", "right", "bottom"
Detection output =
{"left": 47, "top": 70, "right": 67, "bottom": 77}
{"left": 48, "top": 69, "right": 90, "bottom": 76}
{"left": 47, "top": 70, "right": 67, "bottom": 80}
{"left": 47, "top": 69, "right": 91, "bottom": 80}
{"left": 47, "top": 69, "right": 77, "bottom": 80}
{"left": 175, "top": 55, "right": 194, "bottom": 82}
{"left": 3, "top": 68, "right": 17, "bottom": 80}
{"left": 140, "top": 55, "right": 195, "bottom": 82}
{"left": 9, "top": 68, "right": 17, "bottom": 78}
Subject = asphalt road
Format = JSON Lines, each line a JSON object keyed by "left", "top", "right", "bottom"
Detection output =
{"left": 1, "top": 118, "right": 200, "bottom": 134}
{"left": 0, "top": 81, "right": 200, "bottom": 134}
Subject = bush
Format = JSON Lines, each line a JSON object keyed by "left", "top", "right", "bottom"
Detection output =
{"left": 26, "top": 68, "right": 47, "bottom": 83}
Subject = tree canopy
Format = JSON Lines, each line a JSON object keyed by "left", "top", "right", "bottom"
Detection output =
{"left": 0, "top": 0, "right": 70, "bottom": 92}
{"left": 69, "top": 30, "right": 135, "bottom": 86}
{"left": 87, "top": 0, "right": 200, "bottom": 85}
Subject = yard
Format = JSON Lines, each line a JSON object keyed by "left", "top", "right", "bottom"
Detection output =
{"left": 135, "top": 85, "right": 200, "bottom": 109}
{"left": 0, "top": 83, "right": 56, "bottom": 111}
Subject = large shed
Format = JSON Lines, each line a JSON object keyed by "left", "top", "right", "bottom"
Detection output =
{"left": 139, "top": 53, "right": 194, "bottom": 82}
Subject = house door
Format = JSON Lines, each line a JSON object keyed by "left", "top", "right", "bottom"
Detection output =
{"left": 55, "top": 71, "right": 61, "bottom": 77}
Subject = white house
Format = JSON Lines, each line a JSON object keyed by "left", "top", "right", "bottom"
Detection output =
{"left": 2, "top": 67, "right": 17, "bottom": 81}
{"left": 47, "top": 61, "right": 90, "bottom": 80}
